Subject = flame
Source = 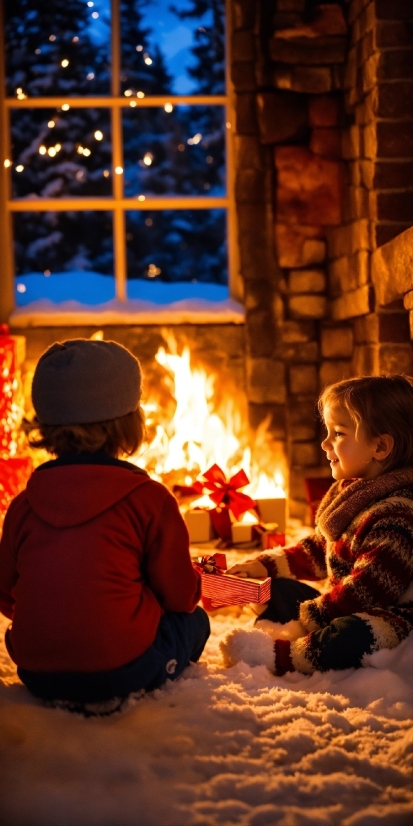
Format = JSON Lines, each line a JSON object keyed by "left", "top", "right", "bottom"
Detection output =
{"left": 131, "top": 337, "right": 286, "bottom": 499}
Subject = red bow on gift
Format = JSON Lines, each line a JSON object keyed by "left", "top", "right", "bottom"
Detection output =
{"left": 194, "top": 464, "right": 256, "bottom": 520}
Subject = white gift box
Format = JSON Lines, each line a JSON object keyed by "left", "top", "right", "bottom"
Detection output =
{"left": 255, "top": 498, "right": 286, "bottom": 533}
{"left": 231, "top": 521, "right": 255, "bottom": 544}
{"left": 184, "top": 509, "right": 214, "bottom": 543}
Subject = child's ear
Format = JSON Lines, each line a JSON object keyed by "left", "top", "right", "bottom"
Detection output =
{"left": 374, "top": 433, "right": 394, "bottom": 462}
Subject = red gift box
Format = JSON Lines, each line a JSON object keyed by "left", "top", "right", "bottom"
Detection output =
{"left": 195, "top": 552, "right": 271, "bottom": 610}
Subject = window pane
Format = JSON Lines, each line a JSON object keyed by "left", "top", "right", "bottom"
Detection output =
{"left": 11, "top": 109, "right": 112, "bottom": 198}
{"left": 126, "top": 209, "right": 227, "bottom": 290}
{"left": 5, "top": 0, "right": 110, "bottom": 97}
{"left": 14, "top": 211, "right": 114, "bottom": 305}
{"left": 123, "top": 105, "right": 225, "bottom": 196}
{"left": 121, "top": 0, "right": 225, "bottom": 96}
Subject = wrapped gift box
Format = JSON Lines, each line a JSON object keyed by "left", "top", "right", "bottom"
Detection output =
{"left": 196, "top": 553, "right": 271, "bottom": 609}
{"left": 184, "top": 509, "right": 214, "bottom": 543}
{"left": 255, "top": 497, "right": 286, "bottom": 533}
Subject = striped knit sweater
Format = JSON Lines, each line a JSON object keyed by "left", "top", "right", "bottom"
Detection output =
{"left": 258, "top": 467, "right": 413, "bottom": 675}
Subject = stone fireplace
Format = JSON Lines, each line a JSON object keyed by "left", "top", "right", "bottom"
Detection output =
{"left": 9, "top": 0, "right": 413, "bottom": 520}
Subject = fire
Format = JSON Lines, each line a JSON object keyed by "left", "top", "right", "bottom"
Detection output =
{"left": 131, "top": 337, "right": 286, "bottom": 500}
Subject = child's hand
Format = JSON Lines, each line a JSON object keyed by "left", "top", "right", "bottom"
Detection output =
{"left": 227, "top": 559, "right": 268, "bottom": 579}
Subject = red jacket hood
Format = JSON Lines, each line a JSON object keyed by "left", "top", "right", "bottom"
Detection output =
{"left": 26, "top": 465, "right": 152, "bottom": 527}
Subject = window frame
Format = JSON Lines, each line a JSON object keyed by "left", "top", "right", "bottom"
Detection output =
{"left": 0, "top": 0, "right": 238, "bottom": 321}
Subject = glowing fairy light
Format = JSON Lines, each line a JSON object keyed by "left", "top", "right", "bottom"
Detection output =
{"left": 44, "top": 270, "right": 51, "bottom": 276}
{"left": 35, "top": 49, "right": 41, "bottom": 54}
{"left": 39, "top": 145, "right": 47, "bottom": 155}
{"left": 4, "top": 159, "right": 11, "bottom": 168}
{"left": 87, "top": 1, "right": 94, "bottom": 5}
{"left": 15, "top": 165, "right": 24, "bottom": 172}
{"left": 82, "top": 148, "right": 91, "bottom": 157}
{"left": 138, "top": 194, "right": 145, "bottom": 201}
{"left": 187, "top": 133, "right": 202, "bottom": 145}
{"left": 145, "top": 218, "right": 153, "bottom": 226}
{"left": 164, "top": 103, "right": 173, "bottom": 113}
{"left": 61, "top": 103, "right": 70, "bottom": 111}
{"left": 61, "top": 59, "right": 69, "bottom": 68}
{"left": 48, "top": 120, "right": 55, "bottom": 128}
{"left": 137, "top": 91, "right": 145, "bottom": 99}
{"left": 76, "top": 170, "right": 84, "bottom": 180}
{"left": 129, "top": 100, "right": 137, "bottom": 107}
{"left": 94, "top": 130, "right": 103, "bottom": 141}
{"left": 178, "top": 144, "right": 185, "bottom": 151}
{"left": 136, "top": 45, "right": 143, "bottom": 51}
{"left": 115, "top": 166, "right": 123, "bottom": 175}
{"left": 124, "top": 89, "right": 133, "bottom": 97}
{"left": 16, "top": 88, "right": 22, "bottom": 94}
{"left": 143, "top": 153, "right": 153, "bottom": 166}
{"left": 48, "top": 147, "right": 56, "bottom": 157}
{"left": 49, "top": 35, "right": 56, "bottom": 41}
{"left": 86, "top": 72, "right": 95, "bottom": 80}
{"left": 206, "top": 155, "right": 213, "bottom": 163}
{"left": 147, "top": 263, "right": 161, "bottom": 278}
{"left": 77, "top": 146, "right": 84, "bottom": 154}
{"left": 226, "top": 122, "right": 231, "bottom": 129}
{"left": 92, "top": 11, "right": 99, "bottom": 18}
{"left": 16, "top": 88, "right": 27, "bottom": 100}
{"left": 16, "top": 284, "right": 26, "bottom": 293}
{"left": 143, "top": 54, "right": 152, "bottom": 65}
{"left": 55, "top": 143, "right": 61, "bottom": 152}
{"left": 103, "top": 170, "right": 110, "bottom": 177}
{"left": 72, "top": 36, "right": 79, "bottom": 42}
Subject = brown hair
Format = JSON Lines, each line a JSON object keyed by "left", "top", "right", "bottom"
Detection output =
{"left": 318, "top": 375, "right": 413, "bottom": 472}
{"left": 23, "top": 406, "right": 146, "bottom": 458}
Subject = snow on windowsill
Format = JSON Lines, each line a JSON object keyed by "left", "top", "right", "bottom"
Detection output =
{"left": 11, "top": 273, "right": 245, "bottom": 326}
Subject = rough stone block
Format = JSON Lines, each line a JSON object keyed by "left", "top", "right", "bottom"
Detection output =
{"left": 353, "top": 314, "right": 379, "bottom": 345}
{"left": 281, "top": 341, "right": 320, "bottom": 364}
{"left": 310, "top": 127, "right": 342, "bottom": 158}
{"left": 236, "top": 93, "right": 258, "bottom": 134}
{"left": 326, "top": 220, "right": 370, "bottom": 259}
{"left": 246, "top": 358, "right": 286, "bottom": 404}
{"left": 256, "top": 90, "right": 307, "bottom": 145}
{"left": 341, "top": 125, "right": 360, "bottom": 160}
{"left": 281, "top": 320, "right": 317, "bottom": 343}
{"left": 275, "top": 147, "right": 343, "bottom": 225}
{"left": 379, "top": 343, "right": 413, "bottom": 374}
{"left": 374, "top": 82, "right": 413, "bottom": 119}
{"left": 319, "top": 359, "right": 353, "bottom": 389}
{"left": 232, "top": 0, "right": 255, "bottom": 30}
{"left": 246, "top": 309, "right": 276, "bottom": 358}
{"left": 308, "top": 94, "right": 339, "bottom": 126}
{"left": 244, "top": 280, "right": 275, "bottom": 313}
{"left": 235, "top": 169, "right": 272, "bottom": 204}
{"left": 248, "top": 403, "right": 287, "bottom": 439}
{"left": 331, "top": 285, "right": 374, "bottom": 320}
{"left": 365, "top": 121, "right": 413, "bottom": 160}
{"left": 272, "top": 66, "right": 333, "bottom": 94}
{"left": 231, "top": 30, "right": 254, "bottom": 62}
{"left": 289, "top": 397, "right": 321, "bottom": 441}
{"left": 372, "top": 161, "right": 413, "bottom": 190}
{"left": 321, "top": 325, "right": 354, "bottom": 358}
{"left": 233, "top": 135, "right": 266, "bottom": 170}
{"left": 352, "top": 344, "right": 379, "bottom": 376}
{"left": 377, "top": 312, "right": 411, "bottom": 343}
{"left": 289, "top": 295, "right": 328, "bottom": 319}
{"left": 270, "top": 36, "right": 347, "bottom": 64}
{"left": 369, "top": 190, "right": 413, "bottom": 222}
{"left": 289, "top": 363, "right": 319, "bottom": 395}
{"left": 374, "top": 223, "right": 412, "bottom": 248}
{"left": 276, "top": 224, "right": 326, "bottom": 268}
{"left": 231, "top": 62, "right": 256, "bottom": 92}
{"left": 329, "top": 250, "right": 370, "bottom": 296}
{"left": 375, "top": 20, "right": 413, "bottom": 48}
{"left": 289, "top": 269, "right": 326, "bottom": 294}
{"left": 291, "top": 441, "right": 320, "bottom": 467}
{"left": 372, "top": 225, "right": 413, "bottom": 304}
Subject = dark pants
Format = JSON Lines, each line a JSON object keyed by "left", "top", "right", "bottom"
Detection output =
{"left": 257, "top": 578, "right": 320, "bottom": 623}
{"left": 257, "top": 579, "right": 378, "bottom": 672}
{"left": 18, "top": 606, "right": 210, "bottom": 703}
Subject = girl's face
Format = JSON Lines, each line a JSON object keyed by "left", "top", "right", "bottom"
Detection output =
{"left": 321, "top": 404, "right": 385, "bottom": 481}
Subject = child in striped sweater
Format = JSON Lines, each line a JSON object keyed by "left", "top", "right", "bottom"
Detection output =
{"left": 220, "top": 375, "right": 413, "bottom": 675}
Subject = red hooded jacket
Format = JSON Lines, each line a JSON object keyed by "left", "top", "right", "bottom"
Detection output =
{"left": 0, "top": 457, "right": 201, "bottom": 673}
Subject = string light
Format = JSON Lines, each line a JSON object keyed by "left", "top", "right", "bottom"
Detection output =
{"left": 103, "top": 170, "right": 110, "bottom": 177}
{"left": 3, "top": 159, "right": 11, "bottom": 168}
{"left": 15, "top": 165, "right": 24, "bottom": 172}
{"left": 48, "top": 120, "right": 55, "bottom": 128}
{"left": 92, "top": 11, "right": 99, "bottom": 19}
{"left": 72, "top": 36, "right": 79, "bottom": 42}
{"left": 48, "top": 147, "right": 56, "bottom": 157}
{"left": 178, "top": 144, "right": 185, "bottom": 151}
{"left": 147, "top": 263, "right": 161, "bottom": 278}
{"left": 16, "top": 284, "right": 26, "bottom": 293}
{"left": 143, "top": 54, "right": 152, "bottom": 65}
{"left": 138, "top": 195, "right": 145, "bottom": 201}
{"left": 49, "top": 35, "right": 56, "bottom": 41}
{"left": 124, "top": 89, "right": 133, "bottom": 97}
{"left": 44, "top": 270, "right": 51, "bottom": 276}
{"left": 187, "top": 133, "right": 202, "bottom": 145}
{"left": 55, "top": 143, "right": 61, "bottom": 152}
{"left": 86, "top": 72, "right": 95, "bottom": 80}
{"left": 206, "top": 155, "right": 213, "bottom": 163}
{"left": 61, "top": 59, "right": 69, "bottom": 68}
{"left": 61, "top": 103, "right": 70, "bottom": 111}
{"left": 35, "top": 48, "right": 41, "bottom": 54}
{"left": 137, "top": 91, "right": 145, "bottom": 99}
{"left": 226, "top": 122, "right": 231, "bottom": 129}
{"left": 82, "top": 148, "right": 91, "bottom": 157}
{"left": 87, "top": 1, "right": 94, "bottom": 5}
{"left": 145, "top": 218, "right": 153, "bottom": 226}
{"left": 115, "top": 166, "right": 123, "bottom": 175}
{"left": 136, "top": 45, "right": 143, "bottom": 51}
{"left": 129, "top": 100, "right": 137, "bottom": 107}
{"left": 143, "top": 153, "right": 153, "bottom": 166}
{"left": 77, "top": 146, "right": 84, "bottom": 154}
{"left": 39, "top": 145, "right": 47, "bottom": 155}
{"left": 164, "top": 103, "right": 173, "bottom": 113}
{"left": 94, "top": 130, "right": 103, "bottom": 140}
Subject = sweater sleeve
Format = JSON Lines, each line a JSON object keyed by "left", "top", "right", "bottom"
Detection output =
{"left": 144, "top": 492, "right": 201, "bottom": 613}
{"left": 0, "top": 501, "right": 19, "bottom": 620}
{"left": 258, "top": 531, "right": 327, "bottom": 581}
{"left": 300, "top": 505, "right": 413, "bottom": 631}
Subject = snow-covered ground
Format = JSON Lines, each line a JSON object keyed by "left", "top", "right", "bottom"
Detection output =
{"left": 1, "top": 545, "right": 412, "bottom": 826}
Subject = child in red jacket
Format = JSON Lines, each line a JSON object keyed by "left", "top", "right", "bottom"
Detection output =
{"left": 0, "top": 339, "right": 209, "bottom": 712}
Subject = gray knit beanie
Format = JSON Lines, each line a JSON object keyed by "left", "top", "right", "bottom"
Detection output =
{"left": 32, "top": 339, "right": 142, "bottom": 425}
